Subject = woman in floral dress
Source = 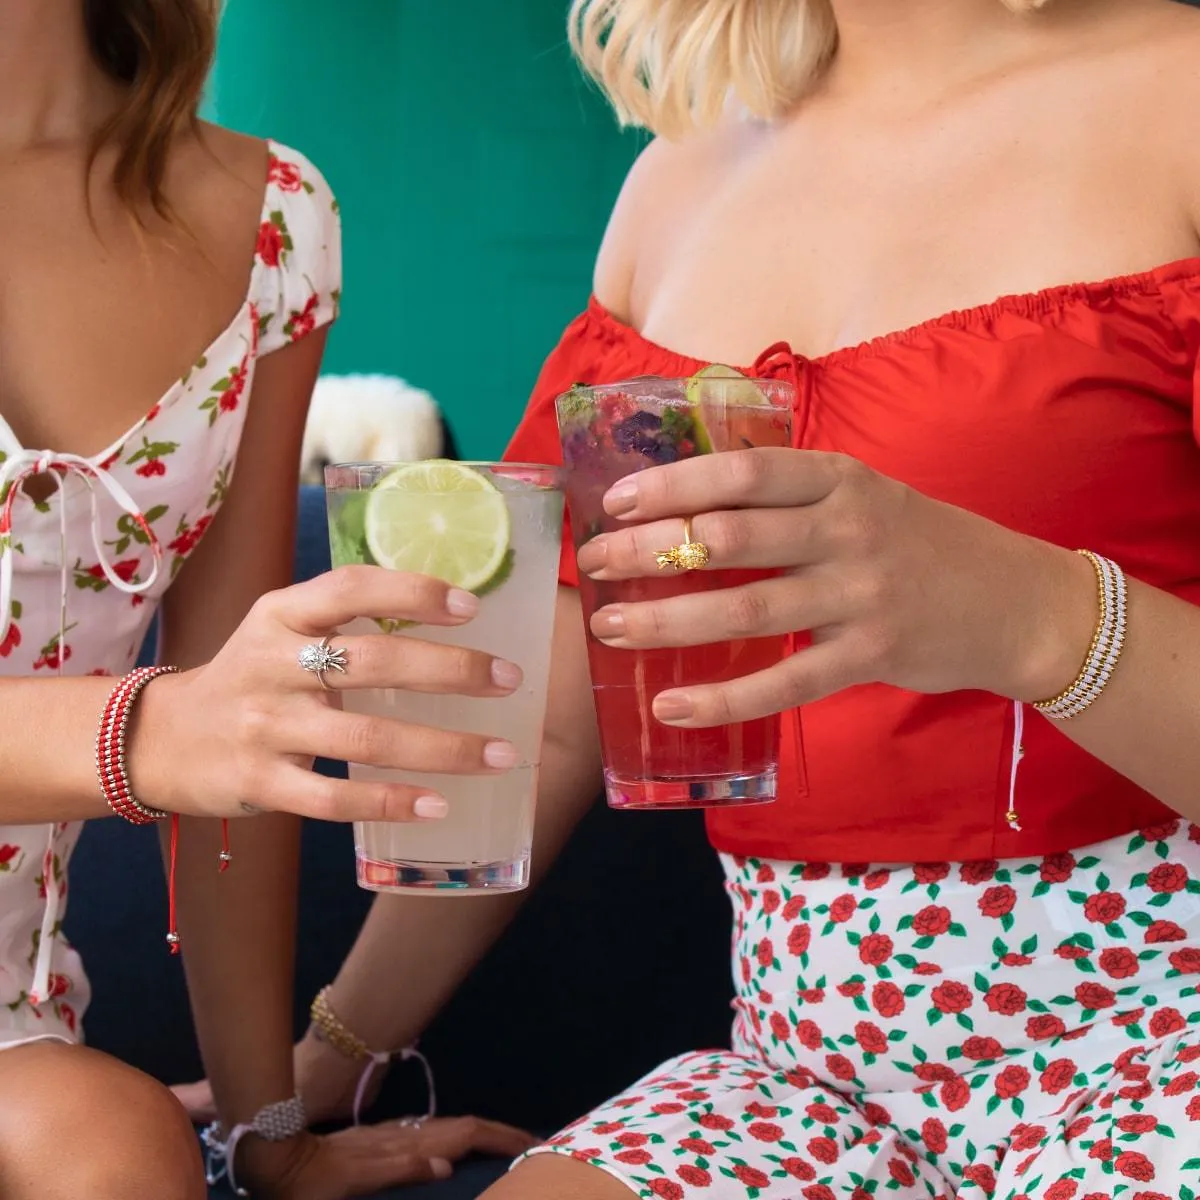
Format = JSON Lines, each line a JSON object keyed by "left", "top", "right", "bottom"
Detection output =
{"left": 0, "top": 1, "right": 532, "bottom": 1196}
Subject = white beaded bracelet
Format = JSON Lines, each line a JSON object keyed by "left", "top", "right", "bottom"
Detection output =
{"left": 1033, "top": 550, "right": 1127, "bottom": 721}
{"left": 201, "top": 1093, "right": 306, "bottom": 1197}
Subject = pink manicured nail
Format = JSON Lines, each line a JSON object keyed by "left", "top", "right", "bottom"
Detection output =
{"left": 414, "top": 795, "right": 448, "bottom": 819}
{"left": 654, "top": 693, "right": 694, "bottom": 722}
{"left": 604, "top": 480, "right": 638, "bottom": 515}
{"left": 446, "top": 589, "right": 479, "bottom": 618}
{"left": 484, "top": 741, "right": 520, "bottom": 769}
{"left": 490, "top": 659, "right": 523, "bottom": 689}
{"left": 591, "top": 608, "right": 625, "bottom": 638}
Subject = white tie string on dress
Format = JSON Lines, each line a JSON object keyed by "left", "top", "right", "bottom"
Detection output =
{"left": 0, "top": 449, "right": 163, "bottom": 1006}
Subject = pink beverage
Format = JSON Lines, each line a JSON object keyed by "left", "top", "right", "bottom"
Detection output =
{"left": 557, "top": 375, "right": 794, "bottom": 809}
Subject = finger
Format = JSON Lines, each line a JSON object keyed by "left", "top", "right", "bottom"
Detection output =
{"left": 342, "top": 1151, "right": 453, "bottom": 1196}
{"left": 602, "top": 447, "right": 848, "bottom": 521}
{"left": 578, "top": 508, "right": 824, "bottom": 579}
{"left": 410, "top": 1116, "right": 538, "bottom": 1160}
{"left": 259, "top": 765, "right": 456, "bottom": 824}
{"left": 461, "top": 1119, "right": 541, "bottom": 1157}
{"left": 300, "top": 633, "right": 523, "bottom": 696}
{"left": 651, "top": 640, "right": 858, "bottom": 726}
{"left": 267, "top": 566, "right": 481, "bottom": 636}
{"left": 301, "top": 710, "right": 519, "bottom": 777}
{"left": 590, "top": 573, "right": 846, "bottom": 649}
{"left": 168, "top": 1081, "right": 217, "bottom": 1121}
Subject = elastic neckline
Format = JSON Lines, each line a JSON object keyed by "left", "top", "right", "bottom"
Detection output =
{"left": 587, "top": 253, "right": 1200, "bottom": 373}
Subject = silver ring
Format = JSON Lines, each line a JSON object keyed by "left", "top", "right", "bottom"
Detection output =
{"left": 297, "top": 635, "right": 348, "bottom": 691}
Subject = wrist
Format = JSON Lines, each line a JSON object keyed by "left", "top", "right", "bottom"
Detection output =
{"left": 125, "top": 669, "right": 191, "bottom": 813}
{"left": 1001, "top": 540, "right": 1099, "bottom": 704}
{"left": 232, "top": 1131, "right": 316, "bottom": 1196}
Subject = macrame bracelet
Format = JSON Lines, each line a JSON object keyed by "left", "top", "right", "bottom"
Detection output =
{"left": 1033, "top": 550, "right": 1127, "bottom": 721}
{"left": 310, "top": 985, "right": 437, "bottom": 1126}
{"left": 96, "top": 666, "right": 177, "bottom": 824}
{"left": 202, "top": 1094, "right": 307, "bottom": 1198}
{"left": 96, "top": 666, "right": 234, "bottom": 953}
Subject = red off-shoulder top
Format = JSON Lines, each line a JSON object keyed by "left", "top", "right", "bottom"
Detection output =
{"left": 505, "top": 260, "right": 1200, "bottom": 862}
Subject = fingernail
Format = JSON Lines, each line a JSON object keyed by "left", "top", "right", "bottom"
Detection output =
{"left": 490, "top": 659, "right": 523, "bottom": 690}
{"left": 576, "top": 538, "right": 607, "bottom": 575}
{"left": 431, "top": 1159, "right": 453, "bottom": 1180}
{"left": 654, "top": 693, "right": 694, "bottom": 722}
{"left": 484, "top": 741, "right": 520, "bottom": 769}
{"left": 604, "top": 479, "right": 638, "bottom": 515}
{"left": 591, "top": 608, "right": 625, "bottom": 638}
{"left": 414, "top": 795, "right": 448, "bottom": 819}
{"left": 446, "top": 588, "right": 479, "bottom": 618}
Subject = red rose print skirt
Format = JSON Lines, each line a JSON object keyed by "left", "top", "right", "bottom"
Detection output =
{"left": 525, "top": 822, "right": 1200, "bottom": 1199}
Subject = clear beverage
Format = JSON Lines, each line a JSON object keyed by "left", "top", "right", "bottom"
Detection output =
{"left": 325, "top": 462, "right": 562, "bottom": 892}
{"left": 558, "top": 377, "right": 794, "bottom": 809}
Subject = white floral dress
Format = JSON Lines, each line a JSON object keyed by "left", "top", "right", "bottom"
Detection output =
{"left": 0, "top": 142, "right": 340, "bottom": 1049}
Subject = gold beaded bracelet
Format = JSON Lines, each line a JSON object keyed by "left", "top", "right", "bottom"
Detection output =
{"left": 1032, "top": 550, "right": 1127, "bottom": 721}
{"left": 309, "top": 985, "right": 374, "bottom": 1062}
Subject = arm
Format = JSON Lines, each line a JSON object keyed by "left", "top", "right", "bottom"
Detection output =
{"left": 159, "top": 330, "right": 325, "bottom": 1171}
{"left": 577, "top": 451, "right": 1200, "bottom": 820}
{"left": 0, "top": 676, "right": 139, "bottom": 821}
{"left": 299, "top": 588, "right": 601, "bottom": 1119}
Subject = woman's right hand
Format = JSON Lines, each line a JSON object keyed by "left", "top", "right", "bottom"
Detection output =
{"left": 133, "top": 566, "right": 522, "bottom": 822}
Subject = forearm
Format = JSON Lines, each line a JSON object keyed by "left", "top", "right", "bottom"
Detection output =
{"left": 168, "top": 814, "right": 300, "bottom": 1124}
{"left": 1026, "top": 573, "right": 1200, "bottom": 820}
{"left": 322, "top": 587, "right": 601, "bottom": 1051}
{"left": 0, "top": 676, "right": 130, "bottom": 822}
{"left": 326, "top": 734, "right": 601, "bottom": 1050}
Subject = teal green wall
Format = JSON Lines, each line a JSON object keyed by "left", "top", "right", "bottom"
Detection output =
{"left": 208, "top": 2, "right": 642, "bottom": 459}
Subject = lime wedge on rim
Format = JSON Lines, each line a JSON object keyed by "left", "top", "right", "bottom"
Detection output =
{"left": 364, "top": 461, "right": 511, "bottom": 593}
{"left": 685, "top": 364, "right": 767, "bottom": 454}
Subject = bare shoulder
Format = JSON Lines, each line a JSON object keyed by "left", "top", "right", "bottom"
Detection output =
{"left": 593, "top": 122, "right": 745, "bottom": 323}
{"left": 166, "top": 123, "right": 271, "bottom": 285}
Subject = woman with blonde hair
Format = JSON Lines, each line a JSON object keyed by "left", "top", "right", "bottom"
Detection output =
{"left": 485, "top": 0, "right": 1200, "bottom": 1192}
{"left": 183, "top": 0, "right": 1200, "bottom": 1195}
{"left": 0, "top": 1, "right": 533, "bottom": 1195}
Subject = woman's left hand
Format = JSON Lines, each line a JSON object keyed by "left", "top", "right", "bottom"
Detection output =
{"left": 238, "top": 1119, "right": 538, "bottom": 1200}
{"left": 578, "top": 448, "right": 1096, "bottom": 725}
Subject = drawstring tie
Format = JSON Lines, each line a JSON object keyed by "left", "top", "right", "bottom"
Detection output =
{"left": 0, "top": 450, "right": 163, "bottom": 1005}
{"left": 745, "top": 348, "right": 1026, "bottom": 834}
{"left": 352, "top": 1044, "right": 437, "bottom": 1128}
{"left": 749, "top": 344, "right": 814, "bottom": 795}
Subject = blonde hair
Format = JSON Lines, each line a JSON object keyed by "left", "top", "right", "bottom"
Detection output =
{"left": 569, "top": 0, "right": 1051, "bottom": 139}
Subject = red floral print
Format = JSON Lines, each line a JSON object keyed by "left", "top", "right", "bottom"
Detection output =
{"left": 527, "top": 830, "right": 1200, "bottom": 1198}
{"left": 0, "top": 139, "right": 340, "bottom": 1058}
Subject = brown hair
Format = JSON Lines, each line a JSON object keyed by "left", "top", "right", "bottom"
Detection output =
{"left": 84, "top": 0, "right": 219, "bottom": 221}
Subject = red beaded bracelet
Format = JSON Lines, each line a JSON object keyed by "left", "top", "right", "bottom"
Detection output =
{"left": 96, "top": 666, "right": 177, "bottom": 825}
{"left": 96, "top": 666, "right": 233, "bottom": 953}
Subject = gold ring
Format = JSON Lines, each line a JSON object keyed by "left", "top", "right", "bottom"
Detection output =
{"left": 655, "top": 516, "right": 711, "bottom": 572}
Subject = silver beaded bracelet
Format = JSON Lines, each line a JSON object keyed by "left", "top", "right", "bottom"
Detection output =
{"left": 201, "top": 1093, "right": 307, "bottom": 1197}
{"left": 1033, "top": 550, "right": 1127, "bottom": 721}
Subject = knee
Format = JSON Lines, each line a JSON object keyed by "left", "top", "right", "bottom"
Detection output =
{"left": 0, "top": 1046, "right": 204, "bottom": 1200}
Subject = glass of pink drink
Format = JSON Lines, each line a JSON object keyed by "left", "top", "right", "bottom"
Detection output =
{"left": 557, "top": 374, "right": 794, "bottom": 809}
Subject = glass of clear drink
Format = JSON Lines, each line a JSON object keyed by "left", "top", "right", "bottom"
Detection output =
{"left": 324, "top": 461, "right": 563, "bottom": 892}
{"left": 557, "top": 373, "right": 794, "bottom": 810}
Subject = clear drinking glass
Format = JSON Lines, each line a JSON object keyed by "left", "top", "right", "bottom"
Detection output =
{"left": 557, "top": 376, "right": 795, "bottom": 810}
{"left": 324, "top": 462, "right": 563, "bottom": 892}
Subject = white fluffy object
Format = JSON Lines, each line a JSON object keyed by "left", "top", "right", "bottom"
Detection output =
{"left": 300, "top": 373, "right": 444, "bottom": 484}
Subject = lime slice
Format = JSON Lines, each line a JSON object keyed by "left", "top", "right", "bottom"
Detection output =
{"left": 685, "top": 364, "right": 776, "bottom": 454}
{"left": 364, "top": 461, "right": 511, "bottom": 593}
